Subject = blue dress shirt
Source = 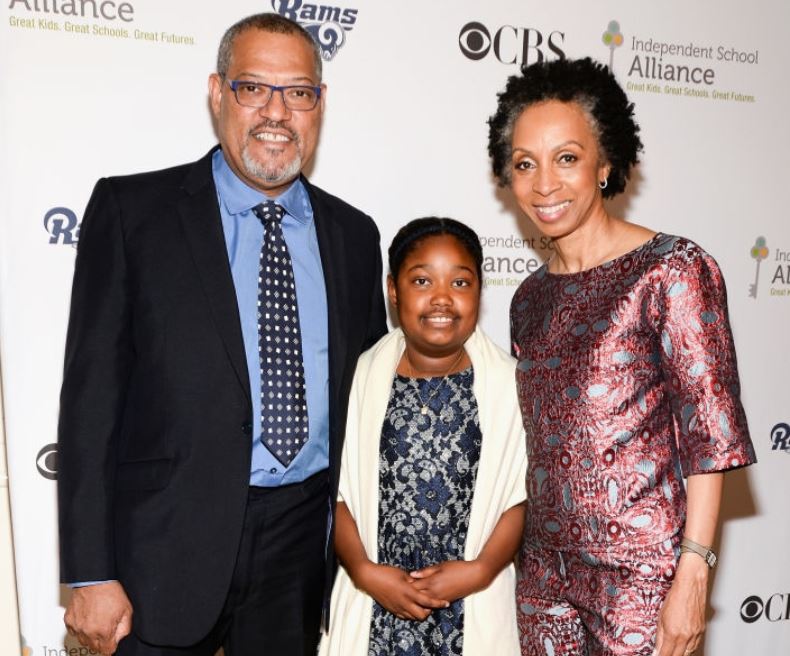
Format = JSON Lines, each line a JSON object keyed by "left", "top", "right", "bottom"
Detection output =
{"left": 212, "top": 149, "right": 329, "bottom": 486}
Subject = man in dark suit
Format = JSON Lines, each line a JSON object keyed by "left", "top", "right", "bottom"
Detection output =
{"left": 58, "top": 12, "right": 386, "bottom": 656}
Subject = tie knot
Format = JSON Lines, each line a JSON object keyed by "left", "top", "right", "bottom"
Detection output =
{"left": 252, "top": 201, "right": 285, "bottom": 224}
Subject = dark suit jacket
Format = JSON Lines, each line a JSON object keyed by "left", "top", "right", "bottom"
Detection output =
{"left": 57, "top": 148, "right": 387, "bottom": 646}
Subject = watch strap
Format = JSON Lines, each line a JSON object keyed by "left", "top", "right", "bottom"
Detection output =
{"left": 680, "top": 537, "right": 717, "bottom": 569}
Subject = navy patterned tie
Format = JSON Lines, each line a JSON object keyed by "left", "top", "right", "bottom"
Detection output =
{"left": 252, "top": 201, "right": 309, "bottom": 467}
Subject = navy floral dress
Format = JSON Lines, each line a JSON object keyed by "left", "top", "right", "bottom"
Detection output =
{"left": 368, "top": 367, "right": 482, "bottom": 656}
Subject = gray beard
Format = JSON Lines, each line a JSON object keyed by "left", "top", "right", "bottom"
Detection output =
{"left": 241, "top": 143, "right": 303, "bottom": 186}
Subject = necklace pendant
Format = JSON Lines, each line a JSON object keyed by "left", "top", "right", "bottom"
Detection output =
{"left": 420, "top": 405, "right": 428, "bottom": 415}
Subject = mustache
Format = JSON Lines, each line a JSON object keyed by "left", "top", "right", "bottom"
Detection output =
{"left": 249, "top": 120, "right": 299, "bottom": 142}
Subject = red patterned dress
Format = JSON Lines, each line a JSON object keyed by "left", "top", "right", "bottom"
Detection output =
{"left": 511, "top": 233, "right": 756, "bottom": 655}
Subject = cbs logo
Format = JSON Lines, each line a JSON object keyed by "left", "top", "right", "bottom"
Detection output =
{"left": 36, "top": 443, "right": 58, "bottom": 480}
{"left": 741, "top": 594, "right": 790, "bottom": 623}
{"left": 458, "top": 21, "right": 565, "bottom": 65}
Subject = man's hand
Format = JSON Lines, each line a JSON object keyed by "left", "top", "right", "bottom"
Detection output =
{"left": 64, "top": 581, "right": 133, "bottom": 655}
{"left": 409, "top": 560, "right": 491, "bottom": 602}
{"left": 354, "top": 562, "right": 448, "bottom": 621}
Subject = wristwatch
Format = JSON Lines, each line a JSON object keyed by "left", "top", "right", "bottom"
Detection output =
{"left": 680, "top": 537, "right": 717, "bottom": 569}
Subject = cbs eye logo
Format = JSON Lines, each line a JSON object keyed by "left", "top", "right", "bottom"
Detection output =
{"left": 36, "top": 443, "right": 58, "bottom": 480}
{"left": 458, "top": 22, "right": 491, "bottom": 61}
{"left": 741, "top": 594, "right": 790, "bottom": 623}
{"left": 741, "top": 595, "right": 764, "bottom": 623}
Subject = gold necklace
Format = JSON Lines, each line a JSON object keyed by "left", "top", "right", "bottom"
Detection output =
{"left": 404, "top": 348, "right": 466, "bottom": 415}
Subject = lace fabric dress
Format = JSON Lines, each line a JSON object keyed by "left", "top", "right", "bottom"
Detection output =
{"left": 369, "top": 367, "right": 481, "bottom": 656}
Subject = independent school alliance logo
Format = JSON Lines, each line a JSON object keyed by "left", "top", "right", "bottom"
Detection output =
{"left": 749, "top": 236, "right": 790, "bottom": 298}
{"left": 749, "top": 236, "right": 769, "bottom": 297}
{"left": 44, "top": 206, "right": 80, "bottom": 247}
{"left": 602, "top": 18, "right": 759, "bottom": 103}
{"left": 601, "top": 20, "right": 624, "bottom": 69}
{"left": 271, "top": 0, "right": 358, "bottom": 61}
{"left": 771, "top": 423, "right": 790, "bottom": 455}
{"left": 8, "top": 1, "right": 196, "bottom": 45}
{"left": 478, "top": 234, "right": 552, "bottom": 289}
{"left": 7, "top": 0, "right": 136, "bottom": 23}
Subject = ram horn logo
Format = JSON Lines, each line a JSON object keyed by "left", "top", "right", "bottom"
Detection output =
{"left": 305, "top": 20, "right": 345, "bottom": 60}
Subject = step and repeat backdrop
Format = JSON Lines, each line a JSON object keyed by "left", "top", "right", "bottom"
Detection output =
{"left": 1, "top": 0, "right": 788, "bottom": 654}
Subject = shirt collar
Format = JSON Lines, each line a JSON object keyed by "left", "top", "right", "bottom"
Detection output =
{"left": 212, "top": 148, "right": 312, "bottom": 225}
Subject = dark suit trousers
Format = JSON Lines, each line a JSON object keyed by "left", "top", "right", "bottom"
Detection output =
{"left": 117, "top": 471, "right": 329, "bottom": 656}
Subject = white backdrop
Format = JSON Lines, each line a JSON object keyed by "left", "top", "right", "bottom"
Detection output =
{"left": 1, "top": 0, "right": 788, "bottom": 654}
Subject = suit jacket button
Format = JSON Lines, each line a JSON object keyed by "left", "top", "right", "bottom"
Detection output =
{"left": 241, "top": 421, "right": 252, "bottom": 435}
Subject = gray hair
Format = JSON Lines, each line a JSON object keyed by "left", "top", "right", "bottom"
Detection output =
{"left": 494, "top": 94, "right": 600, "bottom": 188}
{"left": 216, "top": 12, "right": 323, "bottom": 82}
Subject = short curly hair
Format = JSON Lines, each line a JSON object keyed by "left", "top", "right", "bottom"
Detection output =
{"left": 487, "top": 57, "right": 642, "bottom": 198}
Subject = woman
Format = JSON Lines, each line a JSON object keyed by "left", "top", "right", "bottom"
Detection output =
{"left": 488, "top": 57, "right": 756, "bottom": 656}
{"left": 320, "top": 218, "right": 525, "bottom": 655}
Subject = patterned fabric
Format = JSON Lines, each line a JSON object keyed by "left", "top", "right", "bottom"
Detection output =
{"left": 517, "top": 537, "right": 680, "bottom": 656}
{"left": 510, "top": 233, "right": 755, "bottom": 551}
{"left": 369, "top": 368, "right": 481, "bottom": 656}
{"left": 253, "top": 201, "right": 309, "bottom": 467}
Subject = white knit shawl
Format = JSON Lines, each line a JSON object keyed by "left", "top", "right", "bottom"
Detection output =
{"left": 320, "top": 328, "right": 527, "bottom": 656}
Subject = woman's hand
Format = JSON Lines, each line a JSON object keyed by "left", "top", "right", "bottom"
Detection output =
{"left": 354, "top": 561, "right": 449, "bottom": 621}
{"left": 653, "top": 472, "right": 722, "bottom": 655}
{"left": 409, "top": 559, "right": 492, "bottom": 602}
{"left": 653, "top": 554, "right": 709, "bottom": 656}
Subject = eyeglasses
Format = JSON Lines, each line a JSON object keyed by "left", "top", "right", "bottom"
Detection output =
{"left": 227, "top": 80, "right": 322, "bottom": 111}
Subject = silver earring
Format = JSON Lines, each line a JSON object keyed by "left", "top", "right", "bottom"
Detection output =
{"left": 599, "top": 178, "right": 608, "bottom": 190}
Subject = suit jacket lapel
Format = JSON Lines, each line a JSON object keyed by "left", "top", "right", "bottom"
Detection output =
{"left": 178, "top": 150, "right": 251, "bottom": 404}
{"left": 305, "top": 178, "right": 349, "bottom": 413}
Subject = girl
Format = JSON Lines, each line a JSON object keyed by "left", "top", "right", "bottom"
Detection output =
{"left": 320, "top": 218, "right": 526, "bottom": 656}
